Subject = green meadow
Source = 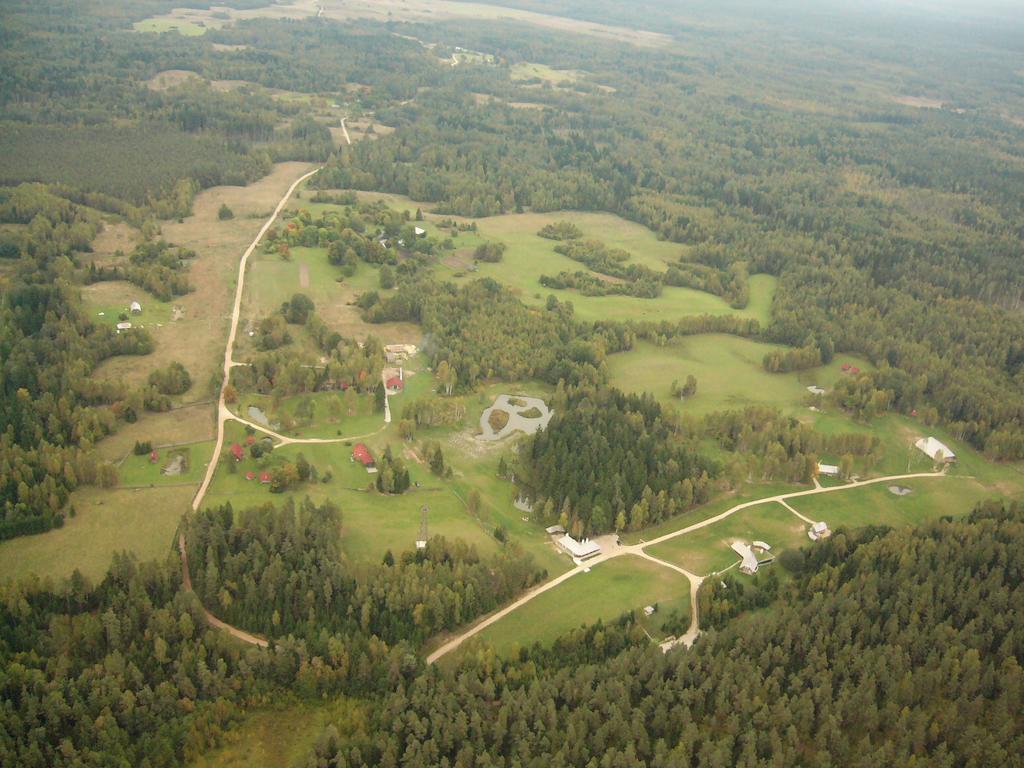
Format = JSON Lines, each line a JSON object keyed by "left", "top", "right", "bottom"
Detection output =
{"left": 788, "top": 476, "right": 998, "bottom": 530}
{"left": 117, "top": 442, "right": 210, "bottom": 488}
{"left": 473, "top": 555, "right": 692, "bottom": 656}
{"left": 607, "top": 336, "right": 874, "bottom": 417}
{"left": 0, "top": 486, "right": 192, "bottom": 583}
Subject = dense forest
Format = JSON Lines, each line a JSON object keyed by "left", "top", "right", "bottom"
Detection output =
{"left": 305, "top": 501, "right": 1024, "bottom": 767}
{"left": 314, "top": 10, "right": 1024, "bottom": 456}
{"left": 520, "top": 385, "right": 717, "bottom": 535}
{"left": 184, "top": 498, "right": 544, "bottom": 646}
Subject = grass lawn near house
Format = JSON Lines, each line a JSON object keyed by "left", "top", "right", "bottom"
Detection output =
{"left": 469, "top": 555, "right": 691, "bottom": 657}
{"left": 645, "top": 502, "right": 807, "bottom": 576}
{"left": 117, "top": 443, "right": 210, "bottom": 488}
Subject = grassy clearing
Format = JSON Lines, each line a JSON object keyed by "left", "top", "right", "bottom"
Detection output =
{"left": 240, "top": 241, "right": 421, "bottom": 346}
{"left": 608, "top": 336, "right": 874, "bottom": 418}
{"left": 81, "top": 280, "right": 175, "bottom": 328}
{"left": 510, "top": 62, "right": 583, "bottom": 83}
{"left": 428, "top": 209, "right": 777, "bottom": 324}
{"left": 92, "top": 163, "right": 317, "bottom": 405}
{"left": 189, "top": 699, "right": 364, "bottom": 768}
{"left": 789, "top": 476, "right": 1000, "bottom": 530}
{"left": 0, "top": 486, "right": 191, "bottom": 584}
{"left": 646, "top": 502, "right": 807, "bottom": 576}
{"left": 472, "top": 555, "right": 691, "bottom": 657}
{"left": 117, "top": 443, "right": 210, "bottom": 488}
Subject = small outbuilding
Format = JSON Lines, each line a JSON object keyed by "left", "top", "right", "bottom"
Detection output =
{"left": 149, "top": 451, "right": 159, "bottom": 464}
{"left": 643, "top": 605, "right": 656, "bottom": 617}
{"left": 817, "top": 463, "right": 840, "bottom": 477}
{"left": 116, "top": 322, "right": 132, "bottom": 331}
{"left": 557, "top": 534, "right": 601, "bottom": 560}
{"left": 352, "top": 443, "right": 377, "bottom": 473}
{"left": 130, "top": 301, "right": 142, "bottom": 314}
{"left": 414, "top": 226, "right": 426, "bottom": 237}
{"left": 259, "top": 471, "right": 271, "bottom": 484}
{"left": 808, "top": 521, "right": 831, "bottom": 541}
{"left": 806, "top": 385, "right": 826, "bottom": 396}
{"left": 753, "top": 540, "right": 772, "bottom": 552}
{"left": 915, "top": 436, "right": 956, "bottom": 463}
{"left": 245, "top": 471, "right": 256, "bottom": 481}
{"left": 545, "top": 524, "right": 566, "bottom": 535}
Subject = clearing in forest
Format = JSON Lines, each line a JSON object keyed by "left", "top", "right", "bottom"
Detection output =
{"left": 464, "top": 555, "right": 692, "bottom": 657}
{"left": 607, "top": 336, "right": 874, "bottom": 417}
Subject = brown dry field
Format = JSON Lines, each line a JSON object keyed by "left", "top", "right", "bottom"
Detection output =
{"left": 86, "top": 221, "right": 138, "bottom": 265}
{"left": 92, "top": 162, "right": 316, "bottom": 408}
{"left": 96, "top": 404, "right": 216, "bottom": 462}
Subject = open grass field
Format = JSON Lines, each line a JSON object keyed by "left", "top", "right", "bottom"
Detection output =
{"left": 189, "top": 699, "right": 364, "bottom": 768}
{"left": 240, "top": 242, "right": 421, "bottom": 346}
{"left": 471, "top": 555, "right": 691, "bottom": 657}
{"left": 608, "top": 336, "right": 874, "bottom": 417}
{"left": 95, "top": 404, "right": 216, "bottom": 462}
{"left": 0, "top": 485, "right": 191, "bottom": 584}
{"left": 646, "top": 502, "right": 807, "bottom": 576}
{"left": 788, "top": 476, "right": 1001, "bottom": 531}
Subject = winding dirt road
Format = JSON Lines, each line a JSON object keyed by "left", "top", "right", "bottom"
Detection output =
{"left": 426, "top": 469, "right": 947, "bottom": 663}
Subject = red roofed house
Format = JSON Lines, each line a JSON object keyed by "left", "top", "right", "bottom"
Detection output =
{"left": 352, "top": 443, "right": 377, "bottom": 473}
{"left": 841, "top": 363, "right": 851, "bottom": 372}
{"left": 259, "top": 471, "right": 271, "bottom": 484}
{"left": 149, "top": 451, "right": 159, "bottom": 464}
{"left": 245, "top": 435, "right": 256, "bottom": 445}
{"left": 230, "top": 443, "right": 245, "bottom": 461}
{"left": 386, "top": 376, "right": 404, "bottom": 394}
{"left": 850, "top": 367, "right": 860, "bottom": 375}
{"left": 246, "top": 471, "right": 256, "bottom": 481}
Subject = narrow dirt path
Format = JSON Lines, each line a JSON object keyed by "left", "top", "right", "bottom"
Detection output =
{"left": 182, "top": 166, "right": 319, "bottom": 648}
{"left": 340, "top": 117, "right": 352, "bottom": 146}
{"left": 426, "top": 469, "right": 947, "bottom": 663}
{"left": 179, "top": 533, "right": 269, "bottom": 647}
{"left": 191, "top": 166, "right": 322, "bottom": 513}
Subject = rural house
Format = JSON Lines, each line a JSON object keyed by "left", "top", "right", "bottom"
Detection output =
{"left": 808, "top": 521, "right": 831, "bottom": 541}
{"left": 352, "top": 443, "right": 377, "bottom": 473}
{"left": 731, "top": 541, "right": 760, "bottom": 575}
{"left": 230, "top": 443, "right": 245, "bottom": 461}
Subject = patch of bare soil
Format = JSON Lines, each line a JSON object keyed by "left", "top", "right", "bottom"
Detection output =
{"left": 895, "top": 95, "right": 943, "bottom": 109}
